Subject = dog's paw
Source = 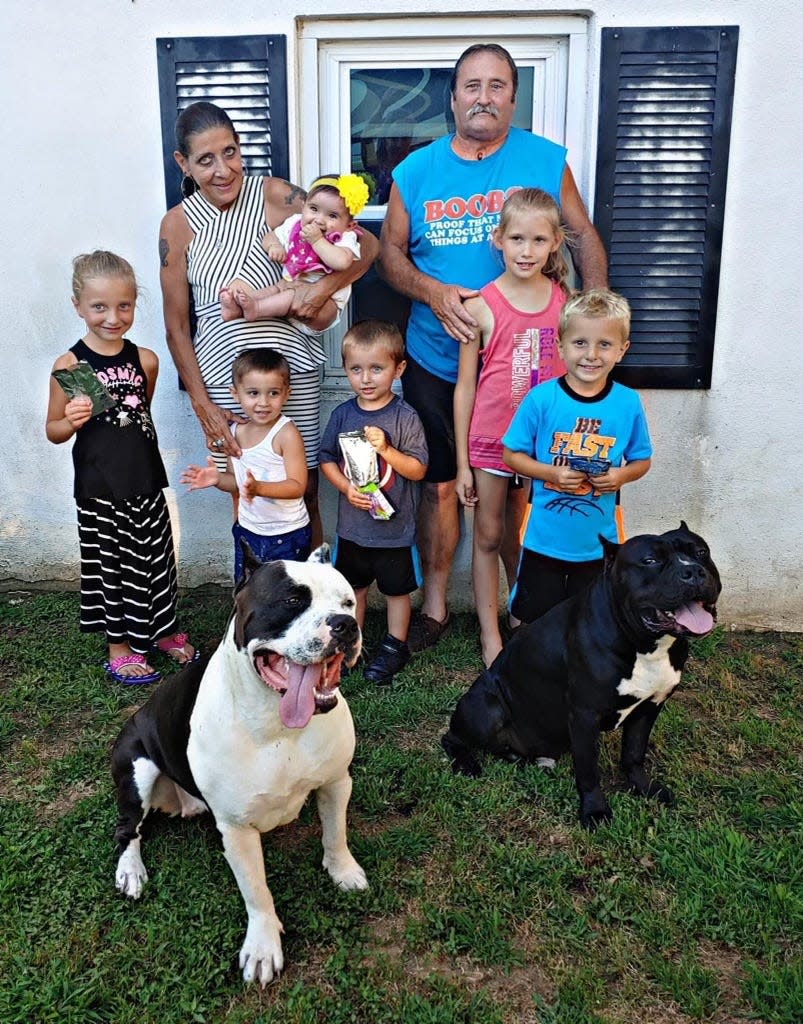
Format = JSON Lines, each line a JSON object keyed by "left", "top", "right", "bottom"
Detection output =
{"left": 581, "top": 806, "right": 613, "bottom": 831}
{"left": 115, "top": 845, "right": 148, "bottom": 899}
{"left": 580, "top": 794, "right": 613, "bottom": 831}
{"left": 239, "top": 916, "right": 285, "bottom": 987}
{"left": 441, "top": 733, "right": 482, "bottom": 777}
{"left": 324, "top": 853, "right": 369, "bottom": 892}
{"left": 645, "top": 780, "right": 675, "bottom": 806}
{"left": 626, "top": 772, "right": 675, "bottom": 806}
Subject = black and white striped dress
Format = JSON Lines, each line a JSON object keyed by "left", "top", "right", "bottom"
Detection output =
{"left": 70, "top": 339, "right": 178, "bottom": 653}
{"left": 184, "top": 176, "right": 325, "bottom": 465}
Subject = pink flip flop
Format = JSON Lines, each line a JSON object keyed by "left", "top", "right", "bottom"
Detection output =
{"left": 104, "top": 654, "right": 162, "bottom": 686}
{"left": 154, "top": 632, "right": 200, "bottom": 665}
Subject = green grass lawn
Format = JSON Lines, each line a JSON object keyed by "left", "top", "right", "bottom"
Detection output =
{"left": 0, "top": 590, "right": 801, "bottom": 1024}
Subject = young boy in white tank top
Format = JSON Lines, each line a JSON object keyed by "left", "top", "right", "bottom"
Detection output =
{"left": 181, "top": 348, "right": 311, "bottom": 582}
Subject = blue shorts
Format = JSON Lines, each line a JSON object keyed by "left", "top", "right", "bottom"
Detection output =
{"left": 232, "top": 521, "right": 312, "bottom": 583}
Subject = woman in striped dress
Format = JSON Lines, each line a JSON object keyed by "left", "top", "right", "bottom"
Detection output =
{"left": 159, "top": 102, "right": 377, "bottom": 543}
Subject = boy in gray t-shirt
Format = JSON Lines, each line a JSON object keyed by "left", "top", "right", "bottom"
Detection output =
{"left": 320, "top": 320, "right": 428, "bottom": 684}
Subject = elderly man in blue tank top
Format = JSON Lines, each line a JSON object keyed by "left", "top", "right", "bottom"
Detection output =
{"left": 380, "top": 43, "right": 609, "bottom": 651}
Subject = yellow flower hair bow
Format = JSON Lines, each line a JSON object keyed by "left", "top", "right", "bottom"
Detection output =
{"left": 309, "top": 173, "right": 370, "bottom": 217}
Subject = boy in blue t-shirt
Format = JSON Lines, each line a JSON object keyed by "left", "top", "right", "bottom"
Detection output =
{"left": 320, "top": 320, "right": 428, "bottom": 684}
{"left": 502, "top": 289, "right": 652, "bottom": 622}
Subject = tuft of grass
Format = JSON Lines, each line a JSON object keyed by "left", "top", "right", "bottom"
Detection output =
{"left": 743, "top": 954, "right": 803, "bottom": 1024}
{"left": 1, "top": 593, "right": 801, "bottom": 1023}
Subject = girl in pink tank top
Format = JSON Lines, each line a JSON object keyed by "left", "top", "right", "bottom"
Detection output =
{"left": 454, "top": 189, "right": 570, "bottom": 667}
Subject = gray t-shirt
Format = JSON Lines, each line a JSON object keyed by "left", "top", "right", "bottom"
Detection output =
{"left": 319, "top": 395, "right": 428, "bottom": 547}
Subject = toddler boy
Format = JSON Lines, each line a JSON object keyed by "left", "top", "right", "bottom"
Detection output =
{"left": 182, "top": 348, "right": 311, "bottom": 582}
{"left": 320, "top": 320, "right": 428, "bottom": 684}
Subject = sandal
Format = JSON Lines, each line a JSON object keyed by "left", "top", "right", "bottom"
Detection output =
{"left": 104, "top": 654, "right": 162, "bottom": 686}
{"left": 154, "top": 632, "right": 200, "bottom": 665}
{"left": 407, "top": 609, "right": 451, "bottom": 653}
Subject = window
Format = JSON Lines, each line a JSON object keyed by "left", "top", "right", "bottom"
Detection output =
{"left": 593, "top": 25, "right": 739, "bottom": 389}
{"left": 349, "top": 66, "right": 536, "bottom": 206}
{"left": 298, "top": 15, "right": 590, "bottom": 384}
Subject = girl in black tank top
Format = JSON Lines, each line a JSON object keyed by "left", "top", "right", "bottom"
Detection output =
{"left": 45, "top": 251, "right": 197, "bottom": 684}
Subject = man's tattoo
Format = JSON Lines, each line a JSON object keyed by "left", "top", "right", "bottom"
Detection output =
{"left": 282, "top": 181, "right": 307, "bottom": 206}
{"left": 159, "top": 237, "right": 169, "bottom": 268}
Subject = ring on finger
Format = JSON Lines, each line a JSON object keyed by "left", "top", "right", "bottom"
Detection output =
{"left": 211, "top": 437, "right": 225, "bottom": 450}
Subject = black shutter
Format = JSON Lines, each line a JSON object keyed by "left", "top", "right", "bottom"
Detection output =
{"left": 157, "top": 35, "right": 289, "bottom": 210}
{"left": 594, "top": 26, "right": 738, "bottom": 388}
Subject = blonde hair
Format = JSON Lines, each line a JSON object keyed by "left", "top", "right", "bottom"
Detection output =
{"left": 71, "top": 251, "right": 138, "bottom": 300}
{"left": 495, "top": 188, "right": 570, "bottom": 292}
{"left": 559, "top": 288, "right": 631, "bottom": 341}
{"left": 342, "top": 319, "right": 406, "bottom": 366}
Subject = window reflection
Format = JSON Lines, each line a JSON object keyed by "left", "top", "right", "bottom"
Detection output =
{"left": 350, "top": 67, "right": 534, "bottom": 204}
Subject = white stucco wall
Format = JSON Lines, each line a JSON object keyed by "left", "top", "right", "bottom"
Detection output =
{"left": 1, "top": 0, "right": 801, "bottom": 628}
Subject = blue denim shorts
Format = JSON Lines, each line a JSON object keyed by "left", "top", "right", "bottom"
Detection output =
{"left": 232, "top": 521, "right": 312, "bottom": 584}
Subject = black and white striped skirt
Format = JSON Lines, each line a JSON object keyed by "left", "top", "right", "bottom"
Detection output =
{"left": 76, "top": 491, "right": 178, "bottom": 653}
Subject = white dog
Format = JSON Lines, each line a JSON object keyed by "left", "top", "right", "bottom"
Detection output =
{"left": 111, "top": 545, "right": 368, "bottom": 985}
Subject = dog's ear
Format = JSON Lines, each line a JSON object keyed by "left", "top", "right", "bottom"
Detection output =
{"left": 240, "top": 539, "right": 263, "bottom": 581}
{"left": 308, "top": 544, "right": 332, "bottom": 565}
{"left": 599, "top": 534, "right": 619, "bottom": 572}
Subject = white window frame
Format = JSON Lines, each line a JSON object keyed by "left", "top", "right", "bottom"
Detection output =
{"left": 297, "top": 15, "right": 592, "bottom": 386}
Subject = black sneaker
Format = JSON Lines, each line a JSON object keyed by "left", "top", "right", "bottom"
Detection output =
{"left": 363, "top": 634, "right": 411, "bottom": 685}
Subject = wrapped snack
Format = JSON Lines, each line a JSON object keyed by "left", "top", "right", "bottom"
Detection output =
{"left": 52, "top": 361, "right": 116, "bottom": 416}
{"left": 338, "top": 430, "right": 396, "bottom": 520}
{"left": 567, "top": 456, "right": 611, "bottom": 476}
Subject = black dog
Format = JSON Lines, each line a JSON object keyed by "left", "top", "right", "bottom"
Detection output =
{"left": 442, "top": 523, "right": 721, "bottom": 828}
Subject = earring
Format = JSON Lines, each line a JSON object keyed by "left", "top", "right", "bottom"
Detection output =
{"left": 181, "top": 173, "right": 196, "bottom": 198}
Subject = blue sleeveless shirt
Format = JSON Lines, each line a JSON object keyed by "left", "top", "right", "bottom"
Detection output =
{"left": 392, "top": 127, "right": 567, "bottom": 383}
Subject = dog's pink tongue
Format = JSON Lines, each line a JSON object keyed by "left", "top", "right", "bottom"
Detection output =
{"left": 675, "top": 601, "right": 714, "bottom": 635}
{"left": 280, "top": 662, "right": 322, "bottom": 729}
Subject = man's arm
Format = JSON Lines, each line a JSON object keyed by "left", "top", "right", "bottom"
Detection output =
{"left": 379, "top": 183, "right": 478, "bottom": 343}
{"left": 560, "top": 166, "right": 608, "bottom": 290}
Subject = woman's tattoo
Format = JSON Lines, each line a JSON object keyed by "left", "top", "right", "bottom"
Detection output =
{"left": 282, "top": 182, "right": 307, "bottom": 206}
{"left": 159, "top": 237, "right": 169, "bottom": 267}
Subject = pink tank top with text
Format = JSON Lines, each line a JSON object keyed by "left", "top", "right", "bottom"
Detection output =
{"left": 468, "top": 279, "right": 567, "bottom": 473}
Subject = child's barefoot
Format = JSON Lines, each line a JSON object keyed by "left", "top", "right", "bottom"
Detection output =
{"left": 219, "top": 287, "right": 243, "bottom": 321}
{"left": 238, "top": 287, "right": 294, "bottom": 323}
{"left": 237, "top": 289, "right": 260, "bottom": 322}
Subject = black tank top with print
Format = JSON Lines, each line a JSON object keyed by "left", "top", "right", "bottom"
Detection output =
{"left": 69, "top": 339, "right": 168, "bottom": 501}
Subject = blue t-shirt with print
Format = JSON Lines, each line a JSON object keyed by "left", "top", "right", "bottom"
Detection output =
{"left": 502, "top": 376, "right": 653, "bottom": 561}
{"left": 392, "top": 127, "right": 567, "bottom": 383}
